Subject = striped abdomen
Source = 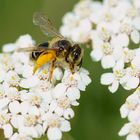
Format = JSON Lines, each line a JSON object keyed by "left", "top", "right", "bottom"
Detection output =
{"left": 31, "top": 42, "right": 49, "bottom": 60}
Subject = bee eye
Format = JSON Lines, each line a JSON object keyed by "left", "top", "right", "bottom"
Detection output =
{"left": 58, "top": 40, "right": 71, "bottom": 49}
{"left": 58, "top": 40, "right": 67, "bottom": 46}
{"left": 73, "top": 52, "right": 79, "bottom": 60}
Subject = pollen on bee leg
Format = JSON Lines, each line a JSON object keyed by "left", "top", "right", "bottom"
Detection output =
{"left": 33, "top": 52, "right": 56, "bottom": 75}
{"left": 33, "top": 65, "right": 39, "bottom": 74}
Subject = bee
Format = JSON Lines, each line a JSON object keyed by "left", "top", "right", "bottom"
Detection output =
{"left": 17, "top": 12, "right": 83, "bottom": 81}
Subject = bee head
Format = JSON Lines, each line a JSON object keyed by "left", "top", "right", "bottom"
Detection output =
{"left": 57, "top": 40, "right": 71, "bottom": 53}
{"left": 67, "top": 44, "right": 83, "bottom": 72}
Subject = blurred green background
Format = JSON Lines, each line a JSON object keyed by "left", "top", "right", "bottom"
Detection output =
{"left": 0, "top": 0, "right": 130, "bottom": 140}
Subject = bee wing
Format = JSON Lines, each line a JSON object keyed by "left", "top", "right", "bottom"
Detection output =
{"left": 16, "top": 47, "right": 46, "bottom": 52}
{"left": 16, "top": 46, "right": 59, "bottom": 52}
{"left": 33, "top": 12, "right": 63, "bottom": 38}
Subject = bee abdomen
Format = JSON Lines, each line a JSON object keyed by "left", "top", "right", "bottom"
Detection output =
{"left": 31, "top": 51, "right": 42, "bottom": 60}
{"left": 31, "top": 41, "right": 49, "bottom": 60}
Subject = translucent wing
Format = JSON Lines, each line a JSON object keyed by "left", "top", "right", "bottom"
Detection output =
{"left": 33, "top": 12, "right": 63, "bottom": 38}
{"left": 16, "top": 47, "right": 45, "bottom": 52}
{"left": 16, "top": 47, "right": 59, "bottom": 52}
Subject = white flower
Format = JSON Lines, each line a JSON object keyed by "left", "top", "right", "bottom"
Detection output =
{"left": 119, "top": 122, "right": 140, "bottom": 140}
{"left": 20, "top": 76, "right": 39, "bottom": 89}
{"left": 70, "top": 19, "right": 92, "bottom": 43}
{"left": 101, "top": 60, "right": 124, "bottom": 93}
{"left": 16, "top": 115, "right": 43, "bottom": 138}
{"left": 2, "top": 34, "right": 35, "bottom": 53}
{"left": 0, "top": 34, "right": 91, "bottom": 140}
{"left": 10, "top": 133, "right": 33, "bottom": 140}
{"left": 2, "top": 44, "right": 16, "bottom": 53}
{"left": 90, "top": 31, "right": 116, "bottom": 69}
{"left": 120, "top": 92, "right": 139, "bottom": 119}
{"left": 120, "top": 67, "right": 139, "bottom": 90}
{"left": 119, "top": 86, "right": 140, "bottom": 139}
{"left": 49, "top": 97, "right": 74, "bottom": 119}
{"left": 42, "top": 113, "right": 71, "bottom": 140}
{"left": 15, "top": 34, "right": 35, "bottom": 49}
{"left": 0, "top": 112, "right": 13, "bottom": 138}
{"left": 61, "top": 1, "right": 140, "bottom": 140}
{"left": 5, "top": 71, "right": 20, "bottom": 87}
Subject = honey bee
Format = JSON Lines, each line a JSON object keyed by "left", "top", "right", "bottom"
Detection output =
{"left": 17, "top": 12, "right": 83, "bottom": 81}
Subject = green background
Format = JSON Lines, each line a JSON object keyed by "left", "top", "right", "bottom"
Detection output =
{"left": 0, "top": 0, "right": 129, "bottom": 140}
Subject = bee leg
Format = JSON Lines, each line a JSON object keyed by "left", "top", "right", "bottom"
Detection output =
{"left": 77, "top": 59, "right": 83, "bottom": 71}
{"left": 69, "top": 63, "right": 75, "bottom": 74}
{"left": 49, "top": 60, "right": 56, "bottom": 82}
{"left": 33, "top": 51, "right": 56, "bottom": 74}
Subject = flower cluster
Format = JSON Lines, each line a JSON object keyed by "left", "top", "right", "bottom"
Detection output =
{"left": 60, "top": 0, "right": 140, "bottom": 93}
{"left": 0, "top": 34, "right": 91, "bottom": 140}
{"left": 60, "top": 0, "right": 140, "bottom": 139}
{"left": 119, "top": 87, "right": 140, "bottom": 140}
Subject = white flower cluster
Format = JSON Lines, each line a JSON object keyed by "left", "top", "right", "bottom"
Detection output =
{"left": 119, "top": 87, "right": 140, "bottom": 140}
{"left": 0, "top": 34, "right": 91, "bottom": 140}
{"left": 60, "top": 0, "right": 140, "bottom": 139}
{"left": 60, "top": 0, "right": 140, "bottom": 93}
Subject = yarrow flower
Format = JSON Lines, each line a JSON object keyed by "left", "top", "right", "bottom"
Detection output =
{"left": 60, "top": 0, "right": 140, "bottom": 93}
{"left": 119, "top": 87, "right": 140, "bottom": 140}
{"left": 60, "top": 0, "right": 140, "bottom": 140}
{"left": 0, "top": 34, "right": 91, "bottom": 140}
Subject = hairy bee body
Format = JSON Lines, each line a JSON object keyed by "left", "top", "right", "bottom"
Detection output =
{"left": 31, "top": 42, "right": 49, "bottom": 60}
{"left": 17, "top": 12, "right": 83, "bottom": 81}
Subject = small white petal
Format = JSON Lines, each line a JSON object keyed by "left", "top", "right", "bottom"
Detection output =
{"left": 108, "top": 80, "right": 119, "bottom": 93}
{"left": 9, "top": 101, "right": 20, "bottom": 114}
{"left": 22, "top": 65, "right": 33, "bottom": 78}
{"left": 0, "top": 69, "right": 6, "bottom": 82}
{"left": 11, "top": 116, "right": 18, "bottom": 128}
{"left": 66, "top": 87, "right": 80, "bottom": 101}
{"left": 16, "top": 34, "right": 35, "bottom": 49}
{"left": 118, "top": 123, "right": 130, "bottom": 136}
{"left": 77, "top": 80, "right": 86, "bottom": 91}
{"left": 20, "top": 76, "right": 39, "bottom": 88}
{"left": 120, "top": 104, "right": 129, "bottom": 118}
{"left": 29, "top": 106, "right": 40, "bottom": 116}
{"left": 64, "top": 108, "right": 74, "bottom": 119}
{"left": 35, "top": 124, "right": 44, "bottom": 137}
{"left": 117, "top": 33, "right": 129, "bottom": 47}
{"left": 114, "top": 59, "right": 124, "bottom": 70}
{"left": 53, "top": 68, "right": 63, "bottom": 81}
{"left": 49, "top": 100, "right": 57, "bottom": 112}
{"left": 43, "top": 121, "right": 48, "bottom": 133}
{"left": 3, "top": 124, "right": 13, "bottom": 138}
{"left": 80, "top": 73, "right": 91, "bottom": 86}
{"left": 90, "top": 49, "right": 103, "bottom": 61}
{"left": 20, "top": 102, "right": 30, "bottom": 114}
{"left": 101, "top": 55, "right": 115, "bottom": 69}
{"left": 9, "top": 133, "right": 18, "bottom": 140}
{"left": 133, "top": 17, "right": 140, "bottom": 30}
{"left": 0, "top": 98, "right": 9, "bottom": 109}
{"left": 131, "top": 30, "right": 140, "bottom": 44}
{"left": 55, "top": 107, "right": 64, "bottom": 117}
{"left": 53, "top": 83, "right": 67, "bottom": 99}
{"left": 47, "top": 127, "right": 62, "bottom": 140}
{"left": 126, "top": 134, "right": 139, "bottom": 140}
{"left": 101, "top": 73, "right": 114, "bottom": 85}
{"left": 127, "top": 77, "right": 139, "bottom": 89}
{"left": 60, "top": 120, "right": 71, "bottom": 132}
{"left": 2, "top": 43, "right": 15, "bottom": 52}
{"left": 71, "top": 101, "right": 79, "bottom": 106}
{"left": 128, "top": 107, "right": 140, "bottom": 122}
